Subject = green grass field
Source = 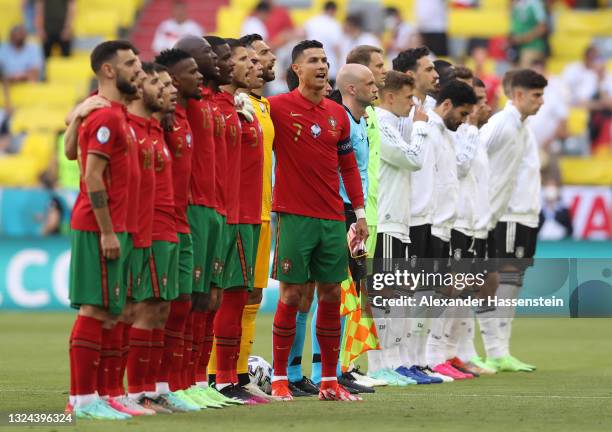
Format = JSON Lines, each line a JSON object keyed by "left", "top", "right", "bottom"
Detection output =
{"left": 1, "top": 313, "right": 611, "bottom": 431}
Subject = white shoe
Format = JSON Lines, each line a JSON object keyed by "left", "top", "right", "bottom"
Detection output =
{"left": 348, "top": 367, "right": 387, "bottom": 387}
{"left": 422, "top": 368, "right": 454, "bottom": 383}
{"left": 114, "top": 395, "right": 156, "bottom": 415}
{"left": 243, "top": 382, "right": 282, "bottom": 401}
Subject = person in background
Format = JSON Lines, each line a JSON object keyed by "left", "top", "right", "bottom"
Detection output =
{"left": 415, "top": 0, "right": 448, "bottom": 56}
{"left": 340, "top": 14, "right": 381, "bottom": 67}
{"left": 261, "top": 0, "right": 298, "bottom": 50}
{"left": 0, "top": 69, "right": 11, "bottom": 154}
{"left": 509, "top": 0, "right": 548, "bottom": 67}
{"left": 383, "top": 7, "right": 421, "bottom": 62}
{"left": 304, "top": 1, "right": 343, "bottom": 84}
{"left": 0, "top": 25, "right": 44, "bottom": 83}
{"left": 152, "top": 0, "right": 204, "bottom": 54}
{"left": 538, "top": 178, "right": 573, "bottom": 240}
{"left": 241, "top": 2, "right": 270, "bottom": 40}
{"left": 35, "top": 0, "right": 76, "bottom": 58}
{"left": 469, "top": 43, "right": 501, "bottom": 110}
{"left": 39, "top": 171, "right": 66, "bottom": 236}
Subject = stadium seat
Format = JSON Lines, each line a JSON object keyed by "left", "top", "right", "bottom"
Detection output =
{"left": 74, "top": 9, "right": 120, "bottom": 39}
{"left": 568, "top": 108, "right": 588, "bottom": 137}
{"left": 291, "top": 9, "right": 318, "bottom": 27}
{"left": 549, "top": 33, "right": 592, "bottom": 61}
{"left": 449, "top": 9, "right": 509, "bottom": 38}
{"left": 546, "top": 58, "right": 570, "bottom": 75}
{"left": 560, "top": 156, "right": 612, "bottom": 185}
{"left": 0, "top": 0, "right": 20, "bottom": 37}
{"left": 11, "top": 107, "right": 68, "bottom": 134}
{"left": 20, "top": 132, "right": 56, "bottom": 174}
{"left": 481, "top": 0, "right": 509, "bottom": 9}
{"left": 556, "top": 10, "right": 612, "bottom": 36}
{"left": 216, "top": 7, "right": 247, "bottom": 38}
{"left": 46, "top": 56, "right": 93, "bottom": 85}
{"left": 0, "top": 155, "right": 42, "bottom": 187}
{"left": 78, "top": 0, "right": 139, "bottom": 28}
{"left": 9, "top": 83, "right": 78, "bottom": 109}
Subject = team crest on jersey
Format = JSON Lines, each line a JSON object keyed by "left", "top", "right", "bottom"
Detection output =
{"left": 310, "top": 123, "right": 321, "bottom": 138}
{"left": 186, "top": 134, "right": 192, "bottom": 147}
{"left": 328, "top": 116, "right": 337, "bottom": 130}
{"left": 96, "top": 126, "right": 110, "bottom": 144}
{"left": 194, "top": 265, "right": 202, "bottom": 282}
{"left": 212, "top": 259, "right": 223, "bottom": 275}
{"left": 281, "top": 258, "right": 292, "bottom": 275}
{"left": 515, "top": 246, "right": 525, "bottom": 258}
{"left": 162, "top": 273, "right": 168, "bottom": 287}
{"left": 454, "top": 248, "right": 462, "bottom": 261}
{"left": 113, "top": 282, "right": 120, "bottom": 298}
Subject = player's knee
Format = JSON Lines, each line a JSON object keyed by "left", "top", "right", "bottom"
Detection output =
{"left": 316, "top": 282, "right": 341, "bottom": 303}
{"left": 279, "top": 285, "right": 302, "bottom": 307}
{"left": 248, "top": 288, "right": 263, "bottom": 305}
{"left": 79, "top": 304, "right": 108, "bottom": 321}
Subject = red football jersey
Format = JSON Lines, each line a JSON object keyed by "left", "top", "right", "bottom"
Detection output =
{"left": 269, "top": 89, "right": 364, "bottom": 221}
{"left": 151, "top": 119, "right": 178, "bottom": 243}
{"left": 211, "top": 91, "right": 227, "bottom": 216}
{"left": 71, "top": 101, "right": 131, "bottom": 232}
{"left": 186, "top": 86, "right": 216, "bottom": 209}
{"left": 125, "top": 121, "right": 140, "bottom": 235}
{"left": 215, "top": 91, "right": 242, "bottom": 224}
{"left": 165, "top": 104, "right": 193, "bottom": 234}
{"left": 238, "top": 115, "right": 264, "bottom": 224}
{"left": 127, "top": 113, "right": 156, "bottom": 248}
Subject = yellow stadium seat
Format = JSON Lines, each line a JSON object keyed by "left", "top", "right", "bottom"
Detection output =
{"left": 0, "top": 155, "right": 42, "bottom": 187}
{"left": 549, "top": 33, "right": 592, "bottom": 61}
{"left": 561, "top": 156, "right": 612, "bottom": 185}
{"left": 231, "top": 0, "right": 259, "bottom": 9}
{"left": 47, "top": 56, "right": 93, "bottom": 84}
{"left": 11, "top": 107, "right": 68, "bottom": 134}
{"left": 75, "top": 9, "right": 120, "bottom": 39}
{"left": 20, "top": 132, "right": 56, "bottom": 173}
{"left": 9, "top": 83, "right": 78, "bottom": 109}
{"left": 481, "top": 0, "right": 509, "bottom": 9}
{"left": 568, "top": 108, "right": 588, "bottom": 137}
{"left": 449, "top": 9, "right": 509, "bottom": 38}
{"left": 382, "top": 0, "right": 415, "bottom": 21}
{"left": 291, "top": 9, "right": 318, "bottom": 28}
{"left": 556, "top": 10, "right": 612, "bottom": 36}
{"left": 77, "top": 0, "right": 139, "bottom": 27}
{"left": 546, "top": 58, "right": 569, "bottom": 75}
{"left": 216, "top": 7, "right": 246, "bottom": 38}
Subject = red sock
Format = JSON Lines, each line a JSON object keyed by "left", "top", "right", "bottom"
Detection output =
{"left": 97, "top": 328, "right": 112, "bottom": 397}
{"left": 272, "top": 301, "right": 298, "bottom": 379}
{"left": 182, "top": 314, "right": 194, "bottom": 388}
{"left": 144, "top": 329, "right": 164, "bottom": 393}
{"left": 316, "top": 300, "right": 341, "bottom": 379}
{"left": 160, "top": 300, "right": 191, "bottom": 390}
{"left": 107, "top": 322, "right": 124, "bottom": 397}
{"left": 214, "top": 291, "right": 248, "bottom": 385}
{"left": 69, "top": 325, "right": 75, "bottom": 398}
{"left": 197, "top": 310, "right": 215, "bottom": 383}
{"left": 127, "top": 327, "right": 152, "bottom": 395}
{"left": 70, "top": 315, "right": 103, "bottom": 396}
{"left": 119, "top": 323, "right": 131, "bottom": 395}
{"left": 190, "top": 311, "right": 205, "bottom": 385}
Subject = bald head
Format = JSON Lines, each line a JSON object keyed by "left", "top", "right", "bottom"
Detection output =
{"left": 174, "top": 35, "right": 219, "bottom": 81}
{"left": 336, "top": 63, "right": 378, "bottom": 110}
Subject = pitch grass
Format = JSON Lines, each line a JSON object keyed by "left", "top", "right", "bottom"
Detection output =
{"left": 1, "top": 313, "right": 611, "bottom": 432}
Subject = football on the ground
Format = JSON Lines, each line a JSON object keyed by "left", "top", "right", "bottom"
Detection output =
{"left": 248, "top": 355, "right": 273, "bottom": 394}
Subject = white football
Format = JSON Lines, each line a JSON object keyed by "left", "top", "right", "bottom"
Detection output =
{"left": 248, "top": 355, "right": 273, "bottom": 394}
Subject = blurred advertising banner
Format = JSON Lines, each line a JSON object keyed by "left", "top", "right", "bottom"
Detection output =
{"left": 563, "top": 186, "right": 612, "bottom": 240}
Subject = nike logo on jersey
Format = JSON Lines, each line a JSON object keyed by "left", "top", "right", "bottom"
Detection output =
{"left": 173, "top": 125, "right": 181, "bottom": 132}
{"left": 225, "top": 113, "right": 233, "bottom": 120}
{"left": 138, "top": 138, "right": 146, "bottom": 144}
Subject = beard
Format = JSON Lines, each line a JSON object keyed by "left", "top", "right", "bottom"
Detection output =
{"left": 143, "top": 93, "right": 162, "bottom": 113}
{"left": 263, "top": 68, "right": 275, "bottom": 83}
{"left": 116, "top": 74, "right": 138, "bottom": 96}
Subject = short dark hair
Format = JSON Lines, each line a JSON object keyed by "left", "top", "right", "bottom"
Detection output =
{"left": 204, "top": 35, "right": 228, "bottom": 48}
{"left": 153, "top": 63, "right": 168, "bottom": 74}
{"left": 286, "top": 66, "right": 298, "bottom": 91}
{"left": 434, "top": 59, "right": 455, "bottom": 86}
{"left": 324, "top": 1, "right": 337, "bottom": 12}
{"left": 345, "top": 13, "right": 364, "bottom": 29}
{"left": 239, "top": 33, "right": 264, "bottom": 48}
{"left": 455, "top": 66, "right": 474, "bottom": 81}
{"left": 141, "top": 61, "right": 157, "bottom": 76}
{"left": 385, "top": 6, "right": 399, "bottom": 16}
{"left": 346, "top": 45, "right": 383, "bottom": 66}
{"left": 155, "top": 48, "right": 192, "bottom": 68}
{"left": 291, "top": 39, "right": 323, "bottom": 63}
{"left": 511, "top": 68, "right": 548, "bottom": 90}
{"left": 502, "top": 69, "right": 518, "bottom": 96}
{"left": 472, "top": 76, "right": 485, "bottom": 88}
{"left": 90, "top": 40, "right": 138, "bottom": 73}
{"left": 225, "top": 38, "right": 245, "bottom": 51}
{"left": 254, "top": 1, "right": 270, "bottom": 13}
{"left": 380, "top": 70, "right": 414, "bottom": 95}
{"left": 392, "top": 46, "right": 430, "bottom": 73}
{"left": 436, "top": 80, "right": 477, "bottom": 107}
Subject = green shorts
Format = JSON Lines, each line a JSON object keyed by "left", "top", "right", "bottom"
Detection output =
{"left": 128, "top": 246, "right": 150, "bottom": 299}
{"left": 272, "top": 213, "right": 348, "bottom": 284}
{"left": 221, "top": 224, "right": 261, "bottom": 290}
{"left": 188, "top": 205, "right": 223, "bottom": 294}
{"left": 69, "top": 230, "right": 129, "bottom": 316}
{"left": 123, "top": 234, "right": 135, "bottom": 296}
{"left": 177, "top": 233, "right": 194, "bottom": 295}
{"left": 133, "top": 241, "right": 179, "bottom": 302}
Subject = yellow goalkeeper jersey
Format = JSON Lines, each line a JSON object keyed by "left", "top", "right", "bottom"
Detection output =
{"left": 249, "top": 93, "right": 274, "bottom": 221}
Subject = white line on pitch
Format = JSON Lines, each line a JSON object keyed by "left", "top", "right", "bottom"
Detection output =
{"left": 397, "top": 393, "right": 612, "bottom": 399}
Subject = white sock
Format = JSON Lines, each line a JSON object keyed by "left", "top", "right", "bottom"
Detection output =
{"left": 477, "top": 310, "right": 504, "bottom": 359}
{"left": 368, "top": 317, "right": 389, "bottom": 373}
{"left": 155, "top": 382, "right": 170, "bottom": 395}
{"left": 128, "top": 391, "right": 144, "bottom": 400}
{"left": 415, "top": 317, "right": 431, "bottom": 367}
{"left": 144, "top": 391, "right": 158, "bottom": 399}
{"left": 215, "top": 382, "right": 231, "bottom": 391}
{"left": 456, "top": 314, "right": 478, "bottom": 362}
{"left": 399, "top": 318, "right": 416, "bottom": 366}
{"left": 367, "top": 349, "right": 384, "bottom": 373}
{"left": 196, "top": 381, "right": 208, "bottom": 388}
{"left": 444, "top": 310, "right": 462, "bottom": 360}
{"left": 386, "top": 316, "right": 406, "bottom": 369}
{"left": 496, "top": 283, "right": 521, "bottom": 356}
{"left": 75, "top": 393, "right": 97, "bottom": 408}
{"left": 69, "top": 395, "right": 76, "bottom": 406}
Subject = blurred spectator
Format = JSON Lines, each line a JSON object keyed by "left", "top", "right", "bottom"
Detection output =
{"left": 563, "top": 46, "right": 612, "bottom": 148}
{"left": 304, "top": 1, "right": 342, "bottom": 82}
{"left": 0, "top": 73, "right": 11, "bottom": 154}
{"left": 529, "top": 60, "right": 569, "bottom": 179}
{"left": 509, "top": 0, "right": 548, "bottom": 67}
{"left": 262, "top": 0, "right": 297, "bottom": 50}
{"left": 383, "top": 7, "right": 421, "bottom": 62}
{"left": 23, "top": 0, "right": 37, "bottom": 33}
{"left": 241, "top": 2, "right": 270, "bottom": 40}
{"left": 538, "top": 178, "right": 573, "bottom": 240}
{"left": 415, "top": 0, "right": 448, "bottom": 56}
{"left": 35, "top": 0, "right": 76, "bottom": 58}
{"left": 340, "top": 14, "right": 381, "bottom": 68}
{"left": 0, "top": 25, "right": 44, "bottom": 83}
{"left": 39, "top": 171, "right": 65, "bottom": 236}
{"left": 469, "top": 44, "right": 501, "bottom": 109}
{"left": 152, "top": 0, "right": 204, "bottom": 54}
